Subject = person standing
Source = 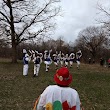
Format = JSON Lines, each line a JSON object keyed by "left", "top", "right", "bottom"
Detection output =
{"left": 33, "top": 67, "right": 82, "bottom": 110}
{"left": 88, "top": 57, "right": 91, "bottom": 64}
{"left": 100, "top": 57, "right": 104, "bottom": 66}
{"left": 23, "top": 49, "right": 31, "bottom": 76}
{"left": 76, "top": 50, "right": 82, "bottom": 69}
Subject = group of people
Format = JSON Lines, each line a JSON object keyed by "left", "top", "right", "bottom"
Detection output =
{"left": 23, "top": 49, "right": 82, "bottom": 77}
{"left": 52, "top": 50, "right": 82, "bottom": 70}
{"left": 23, "top": 49, "right": 84, "bottom": 109}
{"left": 23, "top": 49, "right": 43, "bottom": 77}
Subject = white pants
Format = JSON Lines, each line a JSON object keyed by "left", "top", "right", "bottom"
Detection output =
{"left": 54, "top": 62, "right": 58, "bottom": 66}
{"left": 76, "top": 61, "right": 80, "bottom": 67}
{"left": 65, "top": 62, "right": 68, "bottom": 66}
{"left": 34, "top": 64, "right": 40, "bottom": 76}
{"left": 70, "top": 61, "right": 73, "bottom": 66}
{"left": 60, "top": 60, "right": 64, "bottom": 67}
{"left": 46, "top": 64, "right": 49, "bottom": 71}
{"left": 57, "top": 60, "right": 59, "bottom": 64}
{"left": 23, "top": 64, "right": 29, "bottom": 76}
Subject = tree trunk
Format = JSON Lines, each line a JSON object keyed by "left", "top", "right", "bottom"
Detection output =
{"left": 9, "top": 0, "right": 17, "bottom": 63}
{"left": 11, "top": 42, "right": 17, "bottom": 63}
{"left": 11, "top": 24, "right": 17, "bottom": 63}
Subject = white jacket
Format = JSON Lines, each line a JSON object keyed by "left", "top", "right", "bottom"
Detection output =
{"left": 37, "top": 85, "right": 80, "bottom": 110}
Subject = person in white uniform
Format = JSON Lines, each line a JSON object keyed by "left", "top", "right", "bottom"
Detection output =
{"left": 76, "top": 50, "right": 82, "bottom": 69}
{"left": 23, "top": 49, "right": 31, "bottom": 76}
{"left": 33, "top": 51, "right": 42, "bottom": 77}
{"left": 69, "top": 53, "right": 75, "bottom": 68}
{"left": 64, "top": 54, "right": 69, "bottom": 67}
{"left": 33, "top": 67, "right": 82, "bottom": 110}
{"left": 44, "top": 50, "right": 52, "bottom": 72}
{"left": 60, "top": 52, "right": 65, "bottom": 67}
{"left": 53, "top": 53, "right": 59, "bottom": 70}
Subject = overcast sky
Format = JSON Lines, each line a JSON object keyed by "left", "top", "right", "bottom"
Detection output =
{"left": 52, "top": 0, "right": 109, "bottom": 43}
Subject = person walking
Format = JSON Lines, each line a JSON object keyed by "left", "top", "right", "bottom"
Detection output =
{"left": 33, "top": 51, "right": 42, "bottom": 77}
{"left": 44, "top": 50, "right": 52, "bottom": 72}
{"left": 69, "top": 53, "right": 75, "bottom": 68}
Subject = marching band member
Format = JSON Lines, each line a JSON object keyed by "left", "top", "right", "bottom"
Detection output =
{"left": 57, "top": 51, "right": 61, "bottom": 65}
{"left": 53, "top": 52, "right": 58, "bottom": 70}
{"left": 44, "top": 49, "right": 52, "bottom": 72}
{"left": 76, "top": 50, "right": 82, "bottom": 69}
{"left": 64, "top": 54, "right": 69, "bottom": 67}
{"left": 23, "top": 49, "right": 31, "bottom": 76}
{"left": 69, "top": 53, "right": 75, "bottom": 68}
{"left": 31, "top": 50, "right": 36, "bottom": 59}
{"left": 60, "top": 52, "right": 65, "bottom": 67}
{"left": 33, "top": 51, "right": 42, "bottom": 77}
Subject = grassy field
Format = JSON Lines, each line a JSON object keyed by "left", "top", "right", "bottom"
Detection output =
{"left": 0, "top": 58, "right": 110, "bottom": 110}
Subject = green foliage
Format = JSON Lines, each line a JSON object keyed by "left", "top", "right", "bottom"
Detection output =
{"left": 0, "top": 58, "right": 110, "bottom": 110}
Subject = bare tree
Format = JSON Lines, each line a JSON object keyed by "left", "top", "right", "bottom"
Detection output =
{"left": 55, "top": 36, "right": 65, "bottom": 51}
{"left": 76, "top": 26, "right": 107, "bottom": 60}
{"left": 97, "top": 3, "right": 110, "bottom": 37}
{"left": 0, "top": 0, "right": 61, "bottom": 63}
{"left": 97, "top": 2, "right": 110, "bottom": 51}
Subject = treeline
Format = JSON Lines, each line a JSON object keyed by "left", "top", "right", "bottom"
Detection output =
{"left": 0, "top": 33, "right": 110, "bottom": 64}
{"left": 0, "top": 0, "right": 110, "bottom": 63}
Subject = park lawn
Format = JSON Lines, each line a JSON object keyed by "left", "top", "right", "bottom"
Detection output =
{"left": 0, "top": 58, "right": 110, "bottom": 110}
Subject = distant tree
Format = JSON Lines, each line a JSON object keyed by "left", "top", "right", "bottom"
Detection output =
{"left": 97, "top": 2, "right": 110, "bottom": 26}
{"left": 75, "top": 26, "right": 107, "bottom": 60}
{"left": 0, "top": 0, "right": 61, "bottom": 63}
{"left": 55, "top": 36, "right": 65, "bottom": 51}
{"left": 97, "top": 2, "right": 110, "bottom": 47}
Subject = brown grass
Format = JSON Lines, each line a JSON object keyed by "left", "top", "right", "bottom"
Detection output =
{"left": 0, "top": 59, "right": 110, "bottom": 110}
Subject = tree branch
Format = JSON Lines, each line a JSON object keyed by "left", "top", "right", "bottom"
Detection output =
{"left": 0, "top": 11, "right": 10, "bottom": 23}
